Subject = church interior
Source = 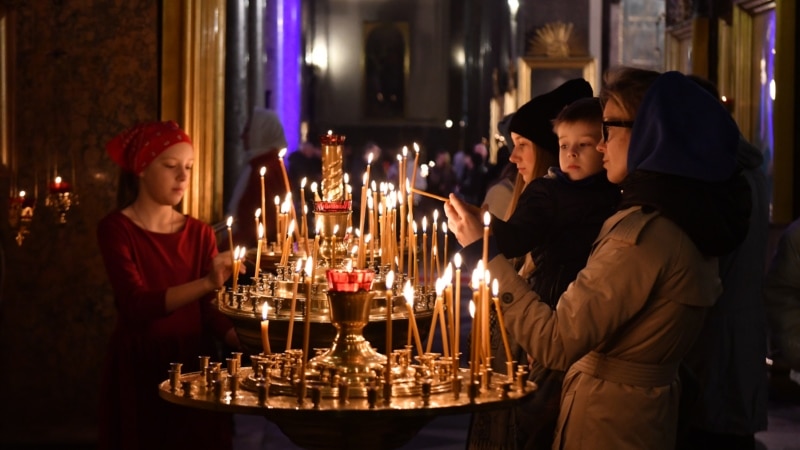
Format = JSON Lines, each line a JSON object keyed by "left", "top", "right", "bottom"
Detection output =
{"left": 0, "top": 0, "right": 798, "bottom": 448}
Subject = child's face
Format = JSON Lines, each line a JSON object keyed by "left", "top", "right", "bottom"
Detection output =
{"left": 556, "top": 121, "right": 604, "bottom": 181}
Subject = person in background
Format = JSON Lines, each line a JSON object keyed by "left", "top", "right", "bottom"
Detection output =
{"left": 97, "top": 120, "right": 240, "bottom": 450}
{"left": 765, "top": 217, "right": 800, "bottom": 389}
{"left": 446, "top": 69, "right": 751, "bottom": 449}
{"left": 679, "top": 76, "right": 769, "bottom": 450}
{"left": 227, "top": 107, "right": 289, "bottom": 247}
{"left": 424, "top": 148, "right": 459, "bottom": 213}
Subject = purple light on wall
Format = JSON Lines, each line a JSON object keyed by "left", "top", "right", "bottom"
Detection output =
{"left": 275, "top": 0, "right": 301, "bottom": 153}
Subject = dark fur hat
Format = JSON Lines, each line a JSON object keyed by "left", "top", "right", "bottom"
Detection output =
{"left": 508, "top": 78, "right": 593, "bottom": 154}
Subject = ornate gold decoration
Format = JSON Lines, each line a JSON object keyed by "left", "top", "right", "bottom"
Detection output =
{"left": 529, "top": 21, "right": 574, "bottom": 58}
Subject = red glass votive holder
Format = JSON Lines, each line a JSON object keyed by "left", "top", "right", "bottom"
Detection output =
{"left": 326, "top": 269, "right": 375, "bottom": 292}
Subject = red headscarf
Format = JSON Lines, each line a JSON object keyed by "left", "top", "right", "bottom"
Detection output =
{"left": 106, "top": 120, "right": 192, "bottom": 173}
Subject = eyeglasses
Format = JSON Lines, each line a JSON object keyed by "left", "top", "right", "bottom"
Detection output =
{"left": 602, "top": 120, "right": 635, "bottom": 143}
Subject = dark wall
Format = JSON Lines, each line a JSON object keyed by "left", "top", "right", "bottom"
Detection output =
{"left": 0, "top": 0, "right": 159, "bottom": 444}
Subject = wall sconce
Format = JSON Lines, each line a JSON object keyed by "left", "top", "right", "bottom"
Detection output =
{"left": 9, "top": 190, "right": 35, "bottom": 246}
{"left": 45, "top": 176, "right": 77, "bottom": 224}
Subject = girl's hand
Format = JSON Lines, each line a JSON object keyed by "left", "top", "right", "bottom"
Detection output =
{"left": 206, "top": 251, "right": 238, "bottom": 290}
{"left": 444, "top": 194, "right": 484, "bottom": 247}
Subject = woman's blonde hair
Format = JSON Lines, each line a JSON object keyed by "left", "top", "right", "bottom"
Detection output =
{"left": 599, "top": 67, "right": 661, "bottom": 119}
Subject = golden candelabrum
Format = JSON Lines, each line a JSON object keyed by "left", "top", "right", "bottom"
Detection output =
{"left": 9, "top": 190, "right": 34, "bottom": 246}
{"left": 45, "top": 176, "right": 77, "bottom": 224}
{"left": 162, "top": 132, "right": 534, "bottom": 449}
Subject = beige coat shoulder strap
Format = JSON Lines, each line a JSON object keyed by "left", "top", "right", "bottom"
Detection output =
{"left": 595, "top": 206, "right": 660, "bottom": 246}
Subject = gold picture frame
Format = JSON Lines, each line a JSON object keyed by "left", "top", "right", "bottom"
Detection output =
{"left": 517, "top": 56, "right": 597, "bottom": 104}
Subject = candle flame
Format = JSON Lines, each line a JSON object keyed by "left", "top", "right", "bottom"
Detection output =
{"left": 403, "top": 280, "right": 414, "bottom": 307}
{"left": 371, "top": 180, "right": 377, "bottom": 191}
{"left": 274, "top": 195, "right": 280, "bottom": 205}
{"left": 444, "top": 263, "right": 453, "bottom": 283}
{"left": 433, "top": 209, "right": 439, "bottom": 221}
{"left": 442, "top": 221, "right": 448, "bottom": 233}
{"left": 469, "top": 300, "right": 476, "bottom": 319}
{"left": 262, "top": 302, "right": 269, "bottom": 320}
{"left": 55, "top": 176, "right": 62, "bottom": 184}
{"left": 258, "top": 222, "right": 264, "bottom": 239}
{"left": 260, "top": 166, "right": 267, "bottom": 177}
{"left": 386, "top": 270, "right": 395, "bottom": 290}
{"left": 402, "top": 146, "right": 408, "bottom": 157}
{"left": 345, "top": 259, "right": 353, "bottom": 272}
{"left": 19, "top": 190, "right": 26, "bottom": 198}
{"left": 454, "top": 252, "right": 462, "bottom": 268}
{"left": 227, "top": 216, "right": 233, "bottom": 227}
{"left": 327, "top": 129, "right": 333, "bottom": 135}
{"left": 278, "top": 148, "right": 287, "bottom": 158}
{"left": 365, "top": 233, "right": 372, "bottom": 243}
{"left": 255, "top": 208, "right": 261, "bottom": 218}
{"left": 333, "top": 224, "right": 339, "bottom": 235}
{"left": 413, "top": 142, "right": 420, "bottom": 153}
{"left": 303, "top": 204, "right": 308, "bottom": 214}
{"left": 476, "top": 259, "right": 485, "bottom": 273}
{"left": 344, "top": 173, "right": 350, "bottom": 184}
{"left": 301, "top": 177, "right": 307, "bottom": 188}
{"left": 412, "top": 221, "right": 418, "bottom": 234}
{"left": 435, "top": 277, "right": 445, "bottom": 296}
{"left": 316, "top": 218, "right": 323, "bottom": 234}
{"left": 492, "top": 279, "right": 499, "bottom": 297}
{"left": 368, "top": 152, "right": 374, "bottom": 164}
{"left": 311, "top": 181, "right": 318, "bottom": 193}
{"left": 363, "top": 172, "right": 368, "bottom": 185}
{"left": 304, "top": 257, "right": 314, "bottom": 276}
{"left": 287, "top": 220, "right": 295, "bottom": 236}
{"left": 422, "top": 216, "right": 427, "bottom": 232}
{"left": 483, "top": 211, "right": 491, "bottom": 226}
{"left": 471, "top": 268, "right": 481, "bottom": 288}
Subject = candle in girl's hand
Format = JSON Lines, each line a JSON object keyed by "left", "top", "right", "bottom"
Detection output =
{"left": 261, "top": 302, "right": 272, "bottom": 355}
{"left": 403, "top": 281, "right": 424, "bottom": 358}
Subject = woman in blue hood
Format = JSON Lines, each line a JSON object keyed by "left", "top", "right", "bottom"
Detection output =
{"left": 445, "top": 68, "right": 750, "bottom": 449}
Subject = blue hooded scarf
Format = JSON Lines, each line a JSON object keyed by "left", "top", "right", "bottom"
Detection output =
{"left": 618, "top": 71, "right": 751, "bottom": 256}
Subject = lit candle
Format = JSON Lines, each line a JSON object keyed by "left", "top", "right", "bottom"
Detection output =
{"left": 358, "top": 171, "right": 369, "bottom": 267}
{"left": 385, "top": 271, "right": 395, "bottom": 386}
{"left": 442, "top": 222, "right": 449, "bottom": 265}
{"left": 259, "top": 166, "right": 267, "bottom": 233}
{"left": 285, "top": 259, "right": 302, "bottom": 350}
{"left": 492, "top": 278, "right": 513, "bottom": 379}
{"left": 482, "top": 211, "right": 490, "bottom": 269}
{"left": 274, "top": 195, "right": 281, "bottom": 243}
{"left": 310, "top": 181, "right": 321, "bottom": 202}
{"left": 331, "top": 224, "right": 339, "bottom": 269}
{"left": 300, "top": 257, "right": 314, "bottom": 388}
{"left": 226, "top": 216, "right": 235, "bottom": 268}
{"left": 409, "top": 142, "right": 420, "bottom": 220}
{"left": 432, "top": 210, "right": 440, "bottom": 278}
{"left": 454, "top": 253, "right": 462, "bottom": 366}
{"left": 470, "top": 269, "right": 482, "bottom": 377}
{"left": 313, "top": 219, "right": 322, "bottom": 264}
{"left": 300, "top": 177, "right": 308, "bottom": 239}
{"left": 231, "top": 246, "right": 242, "bottom": 293}
{"left": 261, "top": 302, "right": 272, "bottom": 355}
{"left": 422, "top": 217, "right": 428, "bottom": 290}
{"left": 412, "top": 221, "right": 418, "bottom": 287}
{"left": 277, "top": 148, "right": 293, "bottom": 202}
{"left": 254, "top": 222, "right": 264, "bottom": 283}
{"left": 398, "top": 191, "right": 406, "bottom": 275}
{"left": 443, "top": 264, "right": 455, "bottom": 359}
{"left": 468, "top": 298, "right": 477, "bottom": 384}
{"left": 403, "top": 281, "right": 424, "bottom": 358}
{"left": 254, "top": 208, "right": 262, "bottom": 250}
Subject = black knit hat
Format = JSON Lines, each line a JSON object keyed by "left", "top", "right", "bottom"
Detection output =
{"left": 508, "top": 78, "right": 593, "bottom": 155}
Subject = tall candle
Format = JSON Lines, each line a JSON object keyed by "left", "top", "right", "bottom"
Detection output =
{"left": 409, "top": 143, "right": 420, "bottom": 221}
{"left": 398, "top": 191, "right": 406, "bottom": 275}
{"left": 443, "top": 264, "right": 455, "bottom": 359}
{"left": 422, "top": 217, "right": 428, "bottom": 291}
{"left": 412, "top": 221, "right": 418, "bottom": 287}
{"left": 482, "top": 211, "right": 490, "bottom": 269}
{"left": 427, "top": 278, "right": 449, "bottom": 356}
{"left": 300, "top": 177, "right": 308, "bottom": 240}
{"left": 259, "top": 166, "right": 267, "bottom": 232}
{"left": 255, "top": 209, "right": 262, "bottom": 250}
{"left": 385, "top": 271, "right": 395, "bottom": 386}
{"left": 261, "top": 302, "right": 272, "bottom": 355}
{"left": 454, "top": 254, "right": 462, "bottom": 366}
{"left": 468, "top": 298, "right": 477, "bottom": 384}
{"left": 300, "top": 257, "right": 314, "bottom": 388}
{"left": 277, "top": 149, "right": 300, "bottom": 241}
{"left": 491, "top": 279, "right": 513, "bottom": 375}
{"left": 226, "top": 216, "right": 235, "bottom": 268}
{"left": 274, "top": 195, "right": 281, "bottom": 244}
{"left": 231, "top": 246, "right": 242, "bottom": 293}
{"left": 358, "top": 172, "right": 368, "bottom": 267}
{"left": 403, "top": 281, "right": 424, "bottom": 358}
{"left": 254, "top": 223, "right": 264, "bottom": 283}
{"left": 432, "top": 210, "right": 441, "bottom": 277}
{"left": 442, "top": 222, "right": 449, "bottom": 265}
{"left": 285, "top": 260, "right": 302, "bottom": 350}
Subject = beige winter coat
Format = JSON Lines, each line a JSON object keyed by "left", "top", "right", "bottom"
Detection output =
{"left": 491, "top": 206, "right": 721, "bottom": 450}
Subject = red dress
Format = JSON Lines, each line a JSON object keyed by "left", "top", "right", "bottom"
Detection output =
{"left": 97, "top": 211, "right": 234, "bottom": 450}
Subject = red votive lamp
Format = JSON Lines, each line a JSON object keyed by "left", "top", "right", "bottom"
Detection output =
{"left": 48, "top": 176, "right": 72, "bottom": 194}
{"left": 326, "top": 269, "right": 375, "bottom": 292}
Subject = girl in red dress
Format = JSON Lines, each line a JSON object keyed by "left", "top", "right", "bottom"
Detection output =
{"left": 97, "top": 121, "right": 240, "bottom": 450}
